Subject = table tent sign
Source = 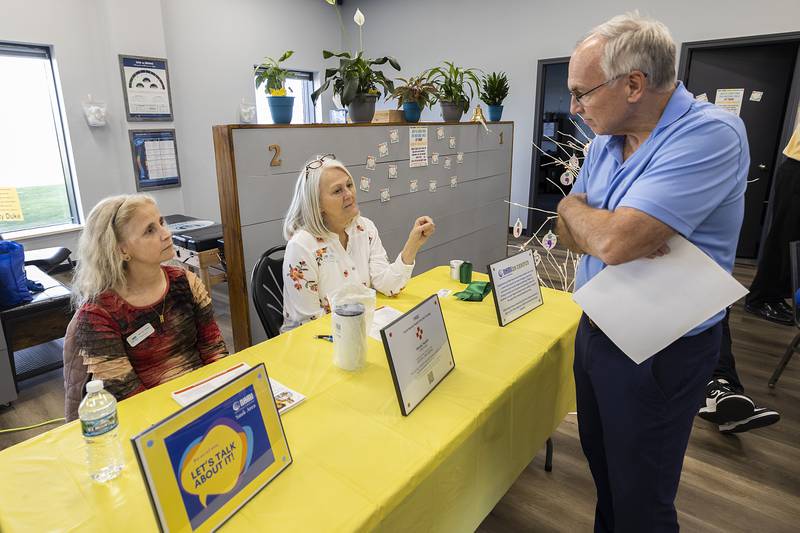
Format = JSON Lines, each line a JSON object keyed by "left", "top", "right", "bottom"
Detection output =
{"left": 380, "top": 294, "right": 455, "bottom": 416}
{"left": 487, "top": 249, "right": 544, "bottom": 327}
{"left": 132, "top": 363, "right": 291, "bottom": 532}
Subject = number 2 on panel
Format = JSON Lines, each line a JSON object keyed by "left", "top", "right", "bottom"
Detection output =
{"left": 268, "top": 144, "right": 282, "bottom": 167}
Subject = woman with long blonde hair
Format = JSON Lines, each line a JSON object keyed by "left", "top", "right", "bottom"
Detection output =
{"left": 71, "top": 194, "right": 227, "bottom": 400}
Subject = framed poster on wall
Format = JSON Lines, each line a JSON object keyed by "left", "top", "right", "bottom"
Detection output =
{"left": 119, "top": 54, "right": 174, "bottom": 121}
{"left": 129, "top": 129, "right": 181, "bottom": 191}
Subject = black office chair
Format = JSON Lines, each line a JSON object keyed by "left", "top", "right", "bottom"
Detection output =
{"left": 768, "top": 240, "right": 800, "bottom": 388}
{"left": 250, "top": 245, "right": 286, "bottom": 339}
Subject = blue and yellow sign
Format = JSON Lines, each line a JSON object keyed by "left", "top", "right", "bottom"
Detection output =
{"left": 132, "top": 363, "right": 291, "bottom": 532}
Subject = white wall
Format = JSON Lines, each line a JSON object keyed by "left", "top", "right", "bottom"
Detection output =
{"left": 1, "top": 0, "right": 344, "bottom": 251}
{"left": 0, "top": 0, "right": 183, "bottom": 251}
{"left": 160, "top": 0, "right": 341, "bottom": 221}
{"left": 3, "top": 0, "right": 799, "bottom": 251}
{"left": 357, "top": 0, "right": 800, "bottom": 228}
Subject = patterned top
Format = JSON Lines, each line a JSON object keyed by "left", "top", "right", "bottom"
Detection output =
{"left": 75, "top": 266, "right": 228, "bottom": 400}
{"left": 281, "top": 215, "right": 414, "bottom": 331}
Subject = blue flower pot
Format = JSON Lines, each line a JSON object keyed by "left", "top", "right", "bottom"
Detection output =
{"left": 402, "top": 102, "right": 422, "bottom": 123}
{"left": 268, "top": 95, "right": 295, "bottom": 124}
{"left": 487, "top": 104, "right": 504, "bottom": 122}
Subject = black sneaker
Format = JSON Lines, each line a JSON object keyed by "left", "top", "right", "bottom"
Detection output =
{"left": 775, "top": 300, "right": 797, "bottom": 322}
{"left": 744, "top": 300, "right": 794, "bottom": 326}
{"left": 698, "top": 379, "right": 754, "bottom": 424}
{"left": 720, "top": 407, "right": 781, "bottom": 434}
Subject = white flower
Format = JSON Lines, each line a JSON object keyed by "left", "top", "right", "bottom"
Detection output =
{"left": 353, "top": 8, "right": 365, "bottom": 26}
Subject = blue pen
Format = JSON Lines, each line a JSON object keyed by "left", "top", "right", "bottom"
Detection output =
{"left": 315, "top": 335, "right": 334, "bottom": 342}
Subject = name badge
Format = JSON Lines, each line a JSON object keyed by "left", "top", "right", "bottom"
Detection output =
{"left": 127, "top": 322, "right": 156, "bottom": 347}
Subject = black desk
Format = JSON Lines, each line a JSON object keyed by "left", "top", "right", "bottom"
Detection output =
{"left": 164, "top": 214, "right": 224, "bottom": 252}
{"left": 164, "top": 214, "right": 226, "bottom": 289}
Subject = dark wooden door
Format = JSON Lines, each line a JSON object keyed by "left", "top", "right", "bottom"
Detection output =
{"left": 684, "top": 42, "right": 798, "bottom": 258}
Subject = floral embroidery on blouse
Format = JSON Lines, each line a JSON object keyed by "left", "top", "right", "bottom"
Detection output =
{"left": 287, "top": 260, "right": 318, "bottom": 292}
{"left": 314, "top": 247, "right": 328, "bottom": 267}
{"left": 281, "top": 216, "right": 415, "bottom": 334}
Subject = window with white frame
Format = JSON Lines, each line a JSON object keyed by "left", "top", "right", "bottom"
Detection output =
{"left": 0, "top": 42, "right": 79, "bottom": 235}
{"left": 253, "top": 70, "right": 316, "bottom": 124}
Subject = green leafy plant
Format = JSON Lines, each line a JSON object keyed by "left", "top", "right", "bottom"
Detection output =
{"left": 311, "top": 50, "right": 400, "bottom": 107}
{"left": 426, "top": 62, "right": 482, "bottom": 112}
{"left": 480, "top": 72, "right": 510, "bottom": 106}
{"left": 388, "top": 73, "right": 437, "bottom": 109}
{"left": 254, "top": 50, "right": 295, "bottom": 96}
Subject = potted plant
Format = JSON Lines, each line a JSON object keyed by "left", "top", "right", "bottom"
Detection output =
{"left": 388, "top": 73, "right": 437, "bottom": 123}
{"left": 480, "top": 72, "right": 510, "bottom": 122}
{"left": 427, "top": 62, "right": 482, "bottom": 122}
{"left": 312, "top": 51, "right": 400, "bottom": 123}
{"left": 254, "top": 50, "right": 295, "bottom": 124}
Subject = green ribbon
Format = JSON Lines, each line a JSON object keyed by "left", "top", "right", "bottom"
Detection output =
{"left": 454, "top": 281, "right": 492, "bottom": 302}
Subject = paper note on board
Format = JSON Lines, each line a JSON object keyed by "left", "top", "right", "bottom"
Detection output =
{"left": 0, "top": 188, "right": 24, "bottom": 222}
{"left": 715, "top": 88, "right": 744, "bottom": 116}
{"left": 409, "top": 126, "right": 428, "bottom": 168}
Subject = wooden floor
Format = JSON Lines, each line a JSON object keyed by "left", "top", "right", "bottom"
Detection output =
{"left": 1, "top": 256, "right": 798, "bottom": 532}
{"left": 477, "top": 259, "right": 800, "bottom": 533}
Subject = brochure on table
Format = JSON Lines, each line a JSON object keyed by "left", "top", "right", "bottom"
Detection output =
{"left": 132, "top": 363, "right": 292, "bottom": 533}
{"left": 171, "top": 362, "right": 306, "bottom": 415}
{"left": 487, "top": 249, "right": 544, "bottom": 326}
{"left": 380, "top": 294, "right": 455, "bottom": 416}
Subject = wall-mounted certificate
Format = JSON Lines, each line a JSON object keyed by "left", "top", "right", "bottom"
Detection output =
{"left": 119, "top": 54, "right": 174, "bottom": 121}
{"left": 487, "top": 249, "right": 544, "bottom": 326}
{"left": 132, "top": 363, "right": 292, "bottom": 533}
{"left": 129, "top": 129, "right": 181, "bottom": 191}
{"left": 380, "top": 294, "right": 455, "bottom": 416}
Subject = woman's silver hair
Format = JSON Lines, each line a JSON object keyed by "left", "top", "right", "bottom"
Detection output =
{"left": 585, "top": 12, "right": 677, "bottom": 92}
{"left": 283, "top": 157, "right": 354, "bottom": 240}
{"left": 71, "top": 193, "right": 156, "bottom": 307}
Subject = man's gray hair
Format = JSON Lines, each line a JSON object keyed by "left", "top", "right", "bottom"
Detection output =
{"left": 585, "top": 12, "right": 677, "bottom": 92}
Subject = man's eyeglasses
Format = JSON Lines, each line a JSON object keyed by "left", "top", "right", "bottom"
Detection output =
{"left": 570, "top": 72, "right": 647, "bottom": 104}
{"left": 304, "top": 153, "right": 335, "bottom": 175}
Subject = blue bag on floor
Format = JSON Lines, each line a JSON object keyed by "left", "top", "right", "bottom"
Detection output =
{"left": 0, "top": 240, "right": 33, "bottom": 308}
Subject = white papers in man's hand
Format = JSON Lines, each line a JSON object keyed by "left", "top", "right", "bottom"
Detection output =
{"left": 572, "top": 235, "right": 747, "bottom": 364}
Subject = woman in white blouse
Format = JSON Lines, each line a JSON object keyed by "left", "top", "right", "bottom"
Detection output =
{"left": 281, "top": 154, "right": 435, "bottom": 331}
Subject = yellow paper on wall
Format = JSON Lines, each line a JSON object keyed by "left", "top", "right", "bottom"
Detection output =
{"left": 0, "top": 188, "right": 24, "bottom": 222}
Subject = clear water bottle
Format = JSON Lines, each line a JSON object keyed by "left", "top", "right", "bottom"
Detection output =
{"left": 78, "top": 380, "right": 124, "bottom": 482}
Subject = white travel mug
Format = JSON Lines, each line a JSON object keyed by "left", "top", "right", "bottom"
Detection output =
{"left": 332, "top": 303, "right": 367, "bottom": 372}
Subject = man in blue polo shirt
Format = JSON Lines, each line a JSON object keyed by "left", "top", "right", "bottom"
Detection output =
{"left": 556, "top": 13, "right": 748, "bottom": 532}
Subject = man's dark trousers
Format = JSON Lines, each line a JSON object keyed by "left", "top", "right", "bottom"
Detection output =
{"left": 574, "top": 314, "right": 721, "bottom": 532}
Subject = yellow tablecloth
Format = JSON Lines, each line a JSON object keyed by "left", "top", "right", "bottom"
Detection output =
{"left": 0, "top": 266, "right": 580, "bottom": 532}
